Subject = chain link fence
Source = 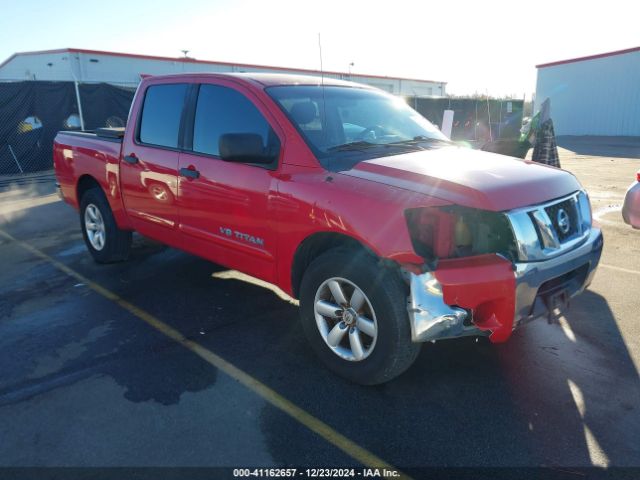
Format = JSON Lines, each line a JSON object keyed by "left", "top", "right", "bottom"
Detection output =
{"left": 0, "top": 81, "right": 135, "bottom": 176}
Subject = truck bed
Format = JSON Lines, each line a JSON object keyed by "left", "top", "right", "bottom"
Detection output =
{"left": 53, "top": 128, "right": 125, "bottom": 211}
{"left": 58, "top": 127, "right": 125, "bottom": 144}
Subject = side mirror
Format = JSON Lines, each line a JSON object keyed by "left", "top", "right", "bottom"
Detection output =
{"left": 219, "top": 133, "right": 276, "bottom": 164}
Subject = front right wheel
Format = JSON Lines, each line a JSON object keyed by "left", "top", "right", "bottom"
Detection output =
{"left": 299, "top": 248, "right": 420, "bottom": 385}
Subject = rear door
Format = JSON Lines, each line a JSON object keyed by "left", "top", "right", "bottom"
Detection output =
{"left": 120, "top": 82, "right": 189, "bottom": 246}
{"left": 177, "top": 82, "right": 283, "bottom": 282}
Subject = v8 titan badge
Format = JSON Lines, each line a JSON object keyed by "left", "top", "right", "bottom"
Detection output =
{"left": 219, "top": 227, "right": 265, "bottom": 247}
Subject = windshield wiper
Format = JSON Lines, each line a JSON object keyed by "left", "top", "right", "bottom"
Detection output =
{"left": 327, "top": 136, "right": 452, "bottom": 153}
{"left": 327, "top": 139, "right": 431, "bottom": 153}
{"left": 390, "top": 136, "right": 453, "bottom": 146}
{"left": 326, "top": 141, "right": 380, "bottom": 152}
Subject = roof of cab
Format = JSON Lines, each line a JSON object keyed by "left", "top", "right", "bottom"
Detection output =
{"left": 144, "top": 72, "right": 371, "bottom": 89}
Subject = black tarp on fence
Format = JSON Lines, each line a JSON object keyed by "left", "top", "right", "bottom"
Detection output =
{"left": 0, "top": 81, "right": 134, "bottom": 175}
{"left": 408, "top": 97, "right": 524, "bottom": 143}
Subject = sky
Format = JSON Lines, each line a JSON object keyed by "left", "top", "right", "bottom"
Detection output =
{"left": 0, "top": 0, "right": 638, "bottom": 97}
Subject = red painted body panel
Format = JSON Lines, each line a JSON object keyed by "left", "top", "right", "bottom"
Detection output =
{"left": 53, "top": 134, "right": 131, "bottom": 229}
{"left": 273, "top": 164, "right": 438, "bottom": 293}
{"left": 345, "top": 148, "right": 582, "bottom": 211}
{"left": 435, "top": 255, "right": 516, "bottom": 343}
{"left": 178, "top": 150, "right": 280, "bottom": 282}
{"left": 52, "top": 72, "right": 584, "bottom": 344}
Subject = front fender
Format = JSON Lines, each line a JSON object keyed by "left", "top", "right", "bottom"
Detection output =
{"left": 273, "top": 166, "right": 445, "bottom": 295}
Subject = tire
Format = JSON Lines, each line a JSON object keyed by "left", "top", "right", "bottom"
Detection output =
{"left": 299, "top": 248, "right": 420, "bottom": 385}
{"left": 79, "top": 187, "right": 132, "bottom": 263}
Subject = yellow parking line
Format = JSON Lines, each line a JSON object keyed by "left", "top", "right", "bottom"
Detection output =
{"left": 0, "top": 228, "right": 409, "bottom": 477}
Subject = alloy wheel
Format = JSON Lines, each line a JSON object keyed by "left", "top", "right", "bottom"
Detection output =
{"left": 84, "top": 204, "right": 106, "bottom": 251}
{"left": 313, "top": 277, "right": 378, "bottom": 361}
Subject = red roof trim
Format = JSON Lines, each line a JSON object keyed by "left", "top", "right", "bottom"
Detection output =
{"left": 0, "top": 48, "right": 73, "bottom": 69}
{"left": 536, "top": 46, "right": 640, "bottom": 68}
{"left": 0, "top": 48, "right": 446, "bottom": 85}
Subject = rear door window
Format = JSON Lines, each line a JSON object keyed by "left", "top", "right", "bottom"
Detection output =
{"left": 138, "top": 84, "right": 188, "bottom": 148}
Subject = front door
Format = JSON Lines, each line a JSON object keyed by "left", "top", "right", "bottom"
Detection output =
{"left": 120, "top": 82, "right": 189, "bottom": 246}
{"left": 177, "top": 83, "right": 282, "bottom": 282}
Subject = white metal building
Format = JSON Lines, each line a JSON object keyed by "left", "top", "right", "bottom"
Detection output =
{"left": 535, "top": 46, "right": 640, "bottom": 136}
{"left": 0, "top": 48, "right": 446, "bottom": 97}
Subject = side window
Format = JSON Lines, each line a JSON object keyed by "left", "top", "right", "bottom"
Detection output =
{"left": 193, "top": 85, "right": 277, "bottom": 159}
{"left": 138, "top": 84, "right": 188, "bottom": 148}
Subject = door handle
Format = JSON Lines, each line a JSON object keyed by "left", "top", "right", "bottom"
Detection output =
{"left": 179, "top": 167, "right": 200, "bottom": 179}
{"left": 123, "top": 155, "right": 139, "bottom": 164}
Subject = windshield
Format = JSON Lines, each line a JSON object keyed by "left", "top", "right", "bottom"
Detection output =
{"left": 266, "top": 85, "right": 449, "bottom": 165}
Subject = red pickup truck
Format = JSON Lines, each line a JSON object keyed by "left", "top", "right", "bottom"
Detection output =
{"left": 54, "top": 73, "right": 603, "bottom": 384}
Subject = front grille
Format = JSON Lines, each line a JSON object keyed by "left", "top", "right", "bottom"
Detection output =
{"left": 545, "top": 199, "right": 578, "bottom": 241}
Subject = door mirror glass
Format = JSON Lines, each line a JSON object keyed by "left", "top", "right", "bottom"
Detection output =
{"left": 219, "top": 133, "right": 275, "bottom": 164}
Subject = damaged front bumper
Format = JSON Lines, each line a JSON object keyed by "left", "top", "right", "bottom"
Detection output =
{"left": 406, "top": 271, "right": 474, "bottom": 342}
{"left": 405, "top": 227, "right": 603, "bottom": 343}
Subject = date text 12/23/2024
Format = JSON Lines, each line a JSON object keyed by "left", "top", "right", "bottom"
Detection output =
{"left": 233, "top": 468, "right": 400, "bottom": 478}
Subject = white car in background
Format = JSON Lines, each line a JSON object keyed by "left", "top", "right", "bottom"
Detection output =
{"left": 622, "top": 170, "right": 640, "bottom": 229}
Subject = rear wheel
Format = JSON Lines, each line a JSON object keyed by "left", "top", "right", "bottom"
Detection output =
{"left": 299, "top": 248, "right": 420, "bottom": 385}
{"left": 80, "top": 187, "right": 131, "bottom": 263}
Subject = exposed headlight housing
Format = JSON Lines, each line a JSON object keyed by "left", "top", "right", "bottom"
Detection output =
{"left": 405, "top": 206, "right": 518, "bottom": 263}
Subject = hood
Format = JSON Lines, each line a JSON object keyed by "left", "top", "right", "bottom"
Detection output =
{"left": 340, "top": 146, "right": 581, "bottom": 211}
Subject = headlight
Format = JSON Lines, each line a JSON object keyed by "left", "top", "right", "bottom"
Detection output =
{"left": 405, "top": 206, "right": 518, "bottom": 262}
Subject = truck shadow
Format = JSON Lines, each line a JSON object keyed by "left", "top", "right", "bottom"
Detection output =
{"left": 489, "top": 290, "right": 640, "bottom": 467}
